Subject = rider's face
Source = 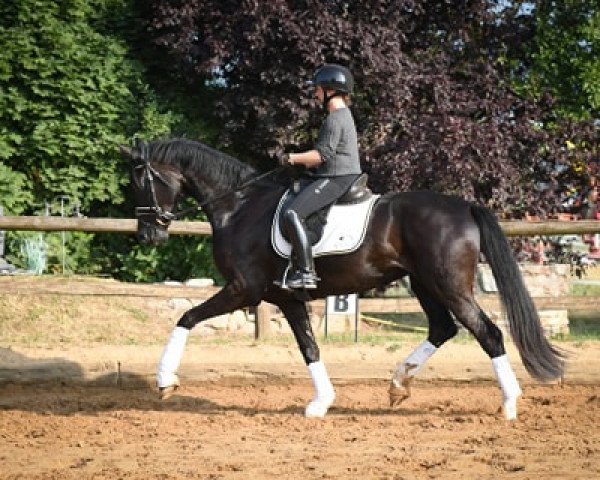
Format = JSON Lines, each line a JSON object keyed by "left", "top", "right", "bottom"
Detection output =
{"left": 315, "top": 86, "right": 324, "bottom": 103}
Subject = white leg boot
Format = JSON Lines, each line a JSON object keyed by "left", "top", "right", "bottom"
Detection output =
{"left": 157, "top": 326, "right": 190, "bottom": 396}
{"left": 492, "top": 354, "right": 522, "bottom": 420}
{"left": 305, "top": 361, "right": 335, "bottom": 418}
{"left": 390, "top": 340, "right": 437, "bottom": 406}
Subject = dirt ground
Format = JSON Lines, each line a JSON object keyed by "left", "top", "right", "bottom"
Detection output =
{"left": 0, "top": 341, "right": 598, "bottom": 480}
{"left": 0, "top": 277, "right": 599, "bottom": 479}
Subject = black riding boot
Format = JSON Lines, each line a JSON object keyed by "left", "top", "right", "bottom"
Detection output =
{"left": 282, "top": 210, "right": 319, "bottom": 289}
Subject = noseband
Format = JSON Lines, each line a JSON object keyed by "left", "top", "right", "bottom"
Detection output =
{"left": 134, "top": 143, "right": 177, "bottom": 228}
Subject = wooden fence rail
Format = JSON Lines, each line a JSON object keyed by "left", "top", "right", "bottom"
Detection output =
{"left": 2, "top": 215, "right": 600, "bottom": 236}
{"left": 0, "top": 216, "right": 212, "bottom": 235}
{"left": 2, "top": 215, "right": 600, "bottom": 339}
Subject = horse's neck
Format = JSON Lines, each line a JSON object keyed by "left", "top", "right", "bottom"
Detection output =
{"left": 185, "top": 167, "right": 256, "bottom": 230}
{"left": 187, "top": 174, "right": 279, "bottom": 231}
{"left": 183, "top": 160, "right": 252, "bottom": 205}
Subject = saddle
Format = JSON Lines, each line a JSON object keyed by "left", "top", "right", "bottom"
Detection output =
{"left": 279, "top": 173, "right": 372, "bottom": 244}
{"left": 336, "top": 173, "right": 373, "bottom": 205}
{"left": 272, "top": 174, "right": 379, "bottom": 258}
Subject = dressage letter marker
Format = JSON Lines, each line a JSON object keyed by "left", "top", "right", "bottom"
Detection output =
{"left": 325, "top": 294, "right": 359, "bottom": 341}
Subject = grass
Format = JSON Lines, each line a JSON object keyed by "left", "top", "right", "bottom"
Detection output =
{"left": 319, "top": 331, "right": 427, "bottom": 345}
{"left": 358, "top": 310, "right": 600, "bottom": 343}
{"left": 1, "top": 273, "right": 599, "bottom": 347}
{"left": 563, "top": 311, "right": 600, "bottom": 340}
{"left": 570, "top": 282, "right": 600, "bottom": 296}
{"left": 0, "top": 294, "right": 174, "bottom": 347}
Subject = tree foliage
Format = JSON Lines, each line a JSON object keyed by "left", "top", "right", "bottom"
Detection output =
{"left": 505, "top": 1, "right": 600, "bottom": 214}
{"left": 2, "top": 0, "right": 599, "bottom": 280}
{"left": 0, "top": 163, "right": 33, "bottom": 214}
{"left": 0, "top": 0, "right": 136, "bottom": 213}
{"left": 145, "top": 0, "right": 599, "bottom": 217}
{"left": 514, "top": 0, "right": 600, "bottom": 119}
{"left": 0, "top": 0, "right": 217, "bottom": 280}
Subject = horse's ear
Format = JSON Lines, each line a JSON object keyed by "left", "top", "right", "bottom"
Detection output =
{"left": 120, "top": 144, "right": 145, "bottom": 162}
{"left": 119, "top": 145, "right": 133, "bottom": 158}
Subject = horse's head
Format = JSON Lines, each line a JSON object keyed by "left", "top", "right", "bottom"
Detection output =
{"left": 120, "top": 139, "right": 184, "bottom": 245}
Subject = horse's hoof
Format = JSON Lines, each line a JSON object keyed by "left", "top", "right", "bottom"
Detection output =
{"left": 305, "top": 401, "right": 329, "bottom": 418}
{"left": 503, "top": 397, "right": 519, "bottom": 420}
{"left": 159, "top": 385, "right": 179, "bottom": 400}
{"left": 388, "top": 379, "right": 411, "bottom": 407}
{"left": 305, "top": 397, "right": 334, "bottom": 418}
{"left": 158, "top": 384, "right": 179, "bottom": 400}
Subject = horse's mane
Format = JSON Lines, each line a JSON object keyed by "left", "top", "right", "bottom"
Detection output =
{"left": 148, "top": 139, "right": 257, "bottom": 189}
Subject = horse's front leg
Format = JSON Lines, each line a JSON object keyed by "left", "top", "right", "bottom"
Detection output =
{"left": 278, "top": 299, "right": 335, "bottom": 418}
{"left": 157, "top": 281, "right": 258, "bottom": 398}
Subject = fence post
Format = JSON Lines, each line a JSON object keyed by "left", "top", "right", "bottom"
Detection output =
{"left": 254, "top": 302, "right": 272, "bottom": 340}
{"left": 0, "top": 206, "right": 4, "bottom": 257}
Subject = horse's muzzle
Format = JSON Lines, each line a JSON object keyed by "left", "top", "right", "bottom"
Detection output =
{"left": 136, "top": 222, "right": 170, "bottom": 245}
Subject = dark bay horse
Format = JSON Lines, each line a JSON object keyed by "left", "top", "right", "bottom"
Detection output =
{"left": 121, "top": 138, "right": 564, "bottom": 419}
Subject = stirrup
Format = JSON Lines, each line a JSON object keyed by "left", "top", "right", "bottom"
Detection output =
{"left": 286, "top": 270, "right": 319, "bottom": 289}
{"left": 274, "top": 264, "right": 293, "bottom": 290}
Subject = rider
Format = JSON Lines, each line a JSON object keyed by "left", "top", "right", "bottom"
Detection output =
{"left": 277, "top": 64, "right": 363, "bottom": 289}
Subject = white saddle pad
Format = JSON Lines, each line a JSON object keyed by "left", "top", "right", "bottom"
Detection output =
{"left": 271, "top": 193, "right": 380, "bottom": 259}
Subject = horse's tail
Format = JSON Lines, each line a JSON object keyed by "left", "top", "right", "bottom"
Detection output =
{"left": 470, "top": 204, "right": 565, "bottom": 381}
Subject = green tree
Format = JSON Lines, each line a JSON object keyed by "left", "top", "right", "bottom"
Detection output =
{"left": 503, "top": 1, "right": 600, "bottom": 210}
{"left": 0, "top": 0, "right": 137, "bottom": 212}
{"left": 0, "top": 0, "right": 219, "bottom": 280}
{"left": 515, "top": 1, "right": 600, "bottom": 120}
{"left": 0, "top": 164, "right": 33, "bottom": 214}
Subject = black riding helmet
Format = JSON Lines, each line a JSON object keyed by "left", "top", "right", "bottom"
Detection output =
{"left": 309, "top": 64, "right": 353, "bottom": 107}
{"left": 312, "top": 64, "right": 354, "bottom": 94}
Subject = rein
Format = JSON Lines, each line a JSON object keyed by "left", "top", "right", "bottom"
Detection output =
{"left": 195, "top": 166, "right": 284, "bottom": 211}
{"left": 135, "top": 145, "right": 284, "bottom": 225}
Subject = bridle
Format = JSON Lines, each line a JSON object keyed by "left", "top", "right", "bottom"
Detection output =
{"left": 133, "top": 141, "right": 179, "bottom": 227}
{"left": 134, "top": 163, "right": 178, "bottom": 227}
{"left": 133, "top": 142, "right": 284, "bottom": 228}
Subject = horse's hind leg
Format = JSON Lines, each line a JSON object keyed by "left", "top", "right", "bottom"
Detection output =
{"left": 448, "top": 296, "right": 522, "bottom": 420}
{"left": 278, "top": 298, "right": 335, "bottom": 418}
{"left": 389, "top": 280, "right": 458, "bottom": 406}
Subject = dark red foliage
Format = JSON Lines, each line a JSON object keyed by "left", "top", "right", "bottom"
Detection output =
{"left": 141, "top": 0, "right": 598, "bottom": 218}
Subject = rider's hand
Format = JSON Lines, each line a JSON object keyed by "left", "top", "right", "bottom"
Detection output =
{"left": 277, "top": 152, "right": 291, "bottom": 166}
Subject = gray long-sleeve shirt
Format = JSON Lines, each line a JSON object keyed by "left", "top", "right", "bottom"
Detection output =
{"left": 313, "top": 107, "right": 362, "bottom": 177}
